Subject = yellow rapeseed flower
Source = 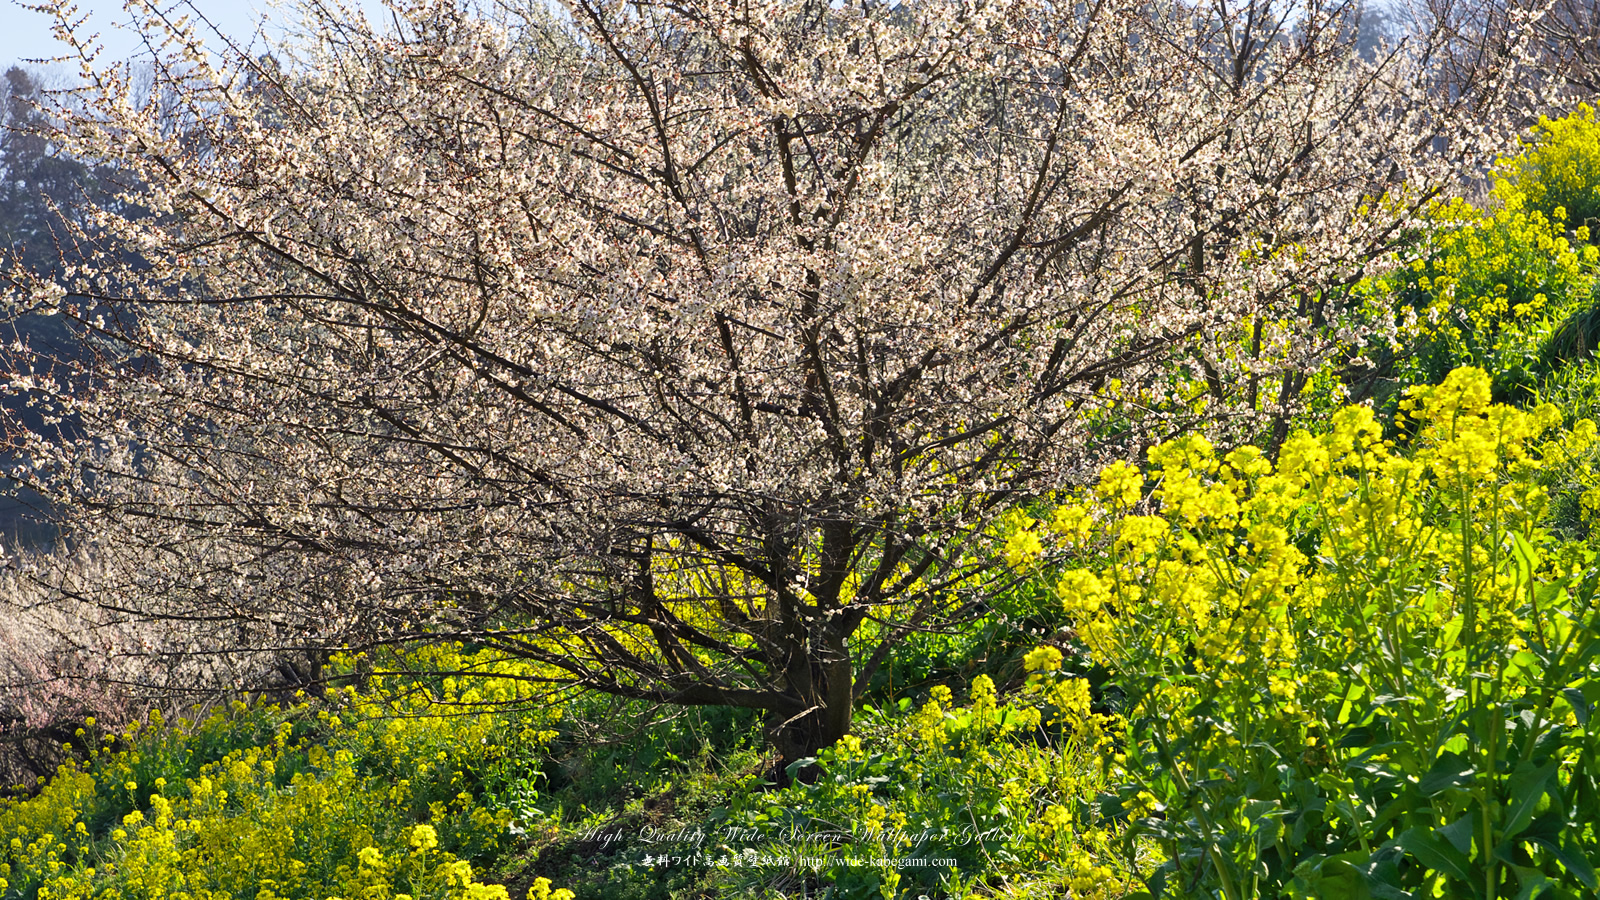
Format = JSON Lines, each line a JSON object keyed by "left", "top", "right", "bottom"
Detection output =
{"left": 1096, "top": 460, "right": 1144, "bottom": 508}
{"left": 1024, "top": 646, "right": 1063, "bottom": 672}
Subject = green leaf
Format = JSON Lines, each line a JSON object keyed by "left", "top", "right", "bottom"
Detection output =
{"left": 1287, "top": 858, "right": 1366, "bottom": 900}
{"left": 1397, "top": 825, "right": 1477, "bottom": 888}
{"left": 1440, "top": 617, "right": 1464, "bottom": 651}
{"left": 1346, "top": 848, "right": 1416, "bottom": 900}
{"left": 1347, "top": 741, "right": 1409, "bottom": 773}
{"left": 1336, "top": 683, "right": 1368, "bottom": 724}
{"left": 1372, "top": 785, "right": 1425, "bottom": 833}
{"left": 1520, "top": 811, "right": 1562, "bottom": 843}
{"left": 1527, "top": 833, "right": 1599, "bottom": 890}
{"left": 1418, "top": 751, "right": 1475, "bottom": 796}
{"left": 1509, "top": 863, "right": 1556, "bottom": 900}
{"left": 1560, "top": 687, "right": 1590, "bottom": 727}
{"left": 1501, "top": 758, "right": 1560, "bottom": 843}
{"left": 1438, "top": 813, "right": 1474, "bottom": 855}
{"left": 1513, "top": 531, "right": 1538, "bottom": 591}
{"left": 1338, "top": 727, "right": 1376, "bottom": 748}
{"left": 784, "top": 756, "right": 818, "bottom": 782}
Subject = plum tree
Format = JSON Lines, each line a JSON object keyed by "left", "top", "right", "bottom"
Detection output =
{"left": 0, "top": 0, "right": 1550, "bottom": 767}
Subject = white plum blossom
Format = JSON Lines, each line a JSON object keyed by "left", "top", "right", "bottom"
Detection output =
{"left": 0, "top": 0, "right": 1552, "bottom": 764}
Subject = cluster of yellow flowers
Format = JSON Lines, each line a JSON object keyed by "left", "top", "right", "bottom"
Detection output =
{"left": 1390, "top": 107, "right": 1600, "bottom": 390}
{"left": 753, "top": 654, "right": 1133, "bottom": 898}
{"left": 908, "top": 664, "right": 1127, "bottom": 884}
{"left": 1050, "top": 365, "right": 1591, "bottom": 748}
{"left": 1410, "top": 197, "right": 1595, "bottom": 345}
{"left": 1498, "top": 103, "right": 1600, "bottom": 232}
{"left": 0, "top": 646, "right": 570, "bottom": 900}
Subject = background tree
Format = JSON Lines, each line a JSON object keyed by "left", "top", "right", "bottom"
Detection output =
{"left": 1, "top": 64, "right": 101, "bottom": 545}
{"left": 1, "top": 0, "right": 1550, "bottom": 768}
{"left": 1542, "top": 0, "right": 1600, "bottom": 96}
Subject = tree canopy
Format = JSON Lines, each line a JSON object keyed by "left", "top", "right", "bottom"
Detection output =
{"left": 0, "top": 0, "right": 1552, "bottom": 766}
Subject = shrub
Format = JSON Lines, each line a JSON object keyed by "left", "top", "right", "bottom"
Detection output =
{"left": 715, "top": 667, "right": 1133, "bottom": 899}
{"left": 1339, "top": 107, "right": 1600, "bottom": 415}
{"left": 1385, "top": 195, "right": 1598, "bottom": 402}
{"left": 0, "top": 546, "right": 304, "bottom": 792}
{"left": 0, "top": 646, "right": 569, "bottom": 900}
{"left": 1499, "top": 105, "right": 1600, "bottom": 236}
{"left": 1049, "top": 367, "right": 1600, "bottom": 898}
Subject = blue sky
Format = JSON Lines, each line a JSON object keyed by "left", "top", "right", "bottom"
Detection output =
{"left": 0, "top": 0, "right": 389, "bottom": 74}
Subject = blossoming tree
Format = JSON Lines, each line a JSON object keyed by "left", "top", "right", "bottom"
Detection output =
{"left": 0, "top": 0, "right": 1548, "bottom": 765}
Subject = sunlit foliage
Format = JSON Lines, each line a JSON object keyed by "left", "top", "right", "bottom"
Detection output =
{"left": 1045, "top": 368, "right": 1600, "bottom": 898}
{"left": 0, "top": 647, "right": 568, "bottom": 900}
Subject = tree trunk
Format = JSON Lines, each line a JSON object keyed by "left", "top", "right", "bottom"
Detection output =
{"left": 768, "top": 649, "right": 854, "bottom": 785}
